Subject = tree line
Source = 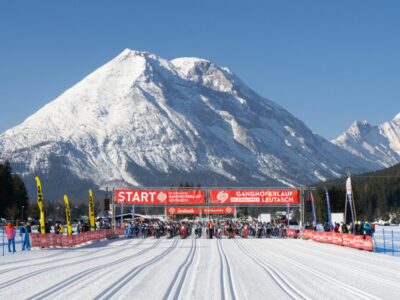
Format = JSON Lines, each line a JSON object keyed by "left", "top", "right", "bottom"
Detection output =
{"left": 0, "top": 161, "right": 106, "bottom": 222}
{"left": 2, "top": 160, "right": 400, "bottom": 223}
{"left": 0, "top": 161, "right": 29, "bottom": 221}
{"left": 311, "top": 163, "right": 400, "bottom": 223}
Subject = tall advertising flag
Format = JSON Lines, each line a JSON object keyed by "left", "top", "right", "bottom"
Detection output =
{"left": 309, "top": 191, "right": 317, "bottom": 227}
{"left": 34, "top": 177, "right": 45, "bottom": 234}
{"left": 346, "top": 177, "right": 355, "bottom": 232}
{"left": 64, "top": 195, "right": 72, "bottom": 236}
{"left": 324, "top": 187, "right": 332, "bottom": 229}
{"left": 88, "top": 189, "right": 95, "bottom": 231}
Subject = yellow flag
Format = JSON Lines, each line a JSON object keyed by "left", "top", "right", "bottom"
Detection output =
{"left": 89, "top": 189, "right": 95, "bottom": 231}
{"left": 34, "top": 177, "right": 46, "bottom": 234}
{"left": 64, "top": 195, "right": 72, "bottom": 236}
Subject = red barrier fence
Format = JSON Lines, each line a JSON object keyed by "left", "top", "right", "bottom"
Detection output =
{"left": 289, "top": 229, "right": 373, "bottom": 251}
{"left": 30, "top": 228, "right": 125, "bottom": 248}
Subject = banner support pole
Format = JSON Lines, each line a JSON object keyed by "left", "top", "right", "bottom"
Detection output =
{"left": 112, "top": 188, "right": 115, "bottom": 232}
{"left": 300, "top": 187, "right": 304, "bottom": 228}
{"left": 120, "top": 203, "right": 123, "bottom": 228}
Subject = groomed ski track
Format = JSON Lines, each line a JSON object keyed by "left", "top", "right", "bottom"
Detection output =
{"left": 1, "top": 236, "right": 400, "bottom": 299}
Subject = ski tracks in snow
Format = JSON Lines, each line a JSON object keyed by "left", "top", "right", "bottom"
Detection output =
{"left": 0, "top": 238, "right": 134, "bottom": 275}
{"left": 254, "top": 243, "right": 382, "bottom": 300}
{"left": 271, "top": 240, "right": 400, "bottom": 290}
{"left": 0, "top": 239, "right": 144, "bottom": 289}
{"left": 162, "top": 238, "right": 197, "bottom": 300}
{"left": 234, "top": 239, "right": 308, "bottom": 300}
{"left": 24, "top": 238, "right": 157, "bottom": 300}
{"left": 217, "top": 239, "right": 237, "bottom": 300}
{"left": 93, "top": 238, "right": 180, "bottom": 300}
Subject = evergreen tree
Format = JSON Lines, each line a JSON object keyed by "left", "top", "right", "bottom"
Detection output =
{"left": 12, "top": 174, "right": 29, "bottom": 220}
{"left": 0, "top": 161, "right": 15, "bottom": 219}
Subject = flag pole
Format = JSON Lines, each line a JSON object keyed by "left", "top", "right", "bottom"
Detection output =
{"left": 344, "top": 168, "right": 349, "bottom": 223}
{"left": 347, "top": 167, "right": 357, "bottom": 221}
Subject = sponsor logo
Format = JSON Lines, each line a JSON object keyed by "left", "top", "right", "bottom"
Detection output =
{"left": 177, "top": 208, "right": 195, "bottom": 214}
{"left": 216, "top": 191, "right": 229, "bottom": 203}
{"left": 157, "top": 192, "right": 167, "bottom": 202}
{"left": 169, "top": 207, "right": 175, "bottom": 214}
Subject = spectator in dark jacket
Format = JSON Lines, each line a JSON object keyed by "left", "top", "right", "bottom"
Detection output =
{"left": 45, "top": 222, "right": 51, "bottom": 233}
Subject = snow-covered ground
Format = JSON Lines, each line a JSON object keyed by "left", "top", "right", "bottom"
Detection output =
{"left": 1, "top": 236, "right": 399, "bottom": 299}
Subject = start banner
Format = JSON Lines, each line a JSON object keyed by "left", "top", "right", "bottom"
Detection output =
{"left": 209, "top": 190, "right": 300, "bottom": 204}
{"left": 116, "top": 190, "right": 205, "bottom": 204}
{"left": 201, "top": 207, "right": 235, "bottom": 214}
{"left": 166, "top": 207, "right": 201, "bottom": 214}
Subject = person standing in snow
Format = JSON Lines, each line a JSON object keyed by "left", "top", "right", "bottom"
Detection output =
{"left": 22, "top": 223, "right": 31, "bottom": 250}
{"left": 197, "top": 223, "right": 202, "bottom": 238}
{"left": 54, "top": 224, "right": 60, "bottom": 234}
{"left": 334, "top": 223, "right": 340, "bottom": 233}
{"left": 180, "top": 223, "right": 186, "bottom": 239}
{"left": 45, "top": 222, "right": 51, "bottom": 234}
{"left": 340, "top": 222, "right": 348, "bottom": 234}
{"left": 59, "top": 224, "right": 64, "bottom": 235}
{"left": 207, "top": 221, "right": 212, "bottom": 239}
{"left": 363, "top": 221, "right": 372, "bottom": 238}
{"left": 5, "top": 223, "right": 16, "bottom": 253}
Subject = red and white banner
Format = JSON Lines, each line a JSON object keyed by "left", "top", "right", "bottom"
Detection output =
{"left": 299, "top": 230, "right": 372, "bottom": 251}
{"left": 29, "top": 228, "right": 125, "bottom": 248}
{"left": 115, "top": 190, "right": 205, "bottom": 204}
{"left": 166, "top": 207, "right": 201, "bottom": 214}
{"left": 201, "top": 206, "right": 235, "bottom": 214}
{"left": 209, "top": 190, "right": 300, "bottom": 204}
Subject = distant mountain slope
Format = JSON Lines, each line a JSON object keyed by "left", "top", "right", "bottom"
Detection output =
{"left": 0, "top": 49, "right": 381, "bottom": 200}
{"left": 332, "top": 114, "right": 400, "bottom": 167}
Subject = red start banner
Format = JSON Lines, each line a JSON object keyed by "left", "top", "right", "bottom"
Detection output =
{"left": 166, "top": 207, "right": 201, "bottom": 214}
{"left": 201, "top": 207, "right": 235, "bottom": 214}
{"left": 209, "top": 190, "right": 300, "bottom": 204}
{"left": 115, "top": 190, "right": 205, "bottom": 204}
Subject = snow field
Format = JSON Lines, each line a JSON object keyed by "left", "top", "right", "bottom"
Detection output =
{"left": 1, "top": 236, "right": 400, "bottom": 299}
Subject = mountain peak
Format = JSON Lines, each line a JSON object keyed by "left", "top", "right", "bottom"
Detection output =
{"left": 119, "top": 48, "right": 151, "bottom": 57}
{"left": 0, "top": 49, "right": 384, "bottom": 199}
{"left": 333, "top": 116, "right": 400, "bottom": 168}
{"left": 347, "top": 120, "right": 371, "bottom": 135}
{"left": 393, "top": 112, "right": 400, "bottom": 121}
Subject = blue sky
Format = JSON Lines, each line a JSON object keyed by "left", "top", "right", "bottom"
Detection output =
{"left": 1, "top": 1, "right": 399, "bottom": 140}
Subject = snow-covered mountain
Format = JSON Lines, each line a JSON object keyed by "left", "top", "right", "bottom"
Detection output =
{"left": 0, "top": 49, "right": 382, "bottom": 199}
{"left": 332, "top": 114, "right": 400, "bottom": 167}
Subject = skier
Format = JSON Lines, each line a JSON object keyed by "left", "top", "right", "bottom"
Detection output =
{"left": 244, "top": 224, "right": 248, "bottom": 238}
{"left": 197, "top": 223, "right": 202, "bottom": 238}
{"left": 207, "top": 221, "right": 213, "bottom": 239}
{"left": 180, "top": 223, "right": 186, "bottom": 239}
